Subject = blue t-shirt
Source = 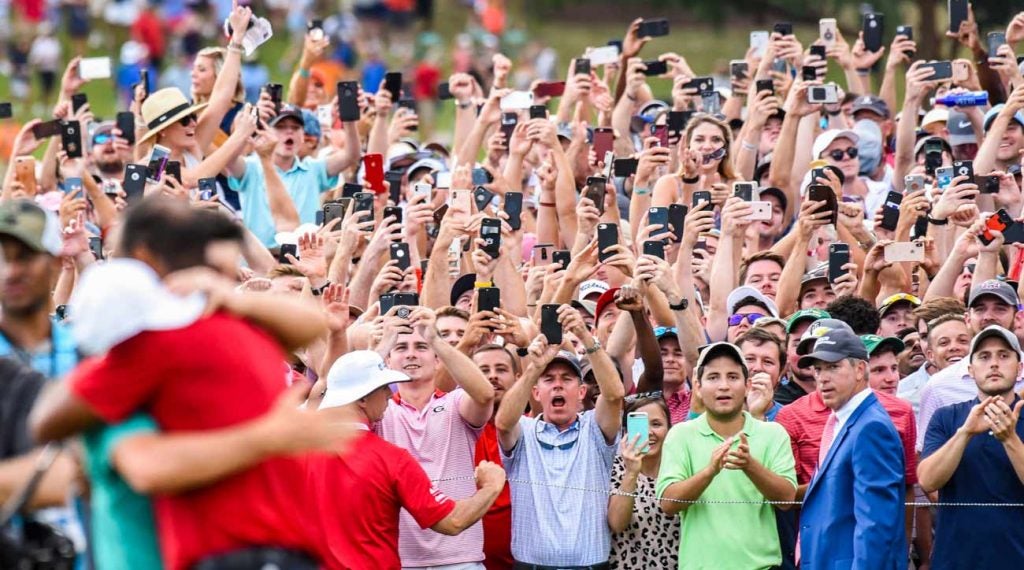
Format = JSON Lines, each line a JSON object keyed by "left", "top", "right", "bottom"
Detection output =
{"left": 227, "top": 155, "right": 339, "bottom": 246}
{"left": 922, "top": 397, "right": 1024, "bottom": 569}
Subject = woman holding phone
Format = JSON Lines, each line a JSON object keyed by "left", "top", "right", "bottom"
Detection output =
{"left": 608, "top": 396, "right": 679, "bottom": 569}
{"left": 652, "top": 113, "right": 737, "bottom": 208}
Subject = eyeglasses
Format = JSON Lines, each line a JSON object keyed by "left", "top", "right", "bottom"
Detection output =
{"left": 625, "top": 390, "right": 664, "bottom": 404}
{"left": 178, "top": 114, "right": 197, "bottom": 126}
{"left": 728, "top": 313, "right": 765, "bottom": 326}
{"left": 826, "top": 147, "right": 859, "bottom": 161}
{"left": 92, "top": 132, "right": 112, "bottom": 145}
{"left": 535, "top": 416, "right": 581, "bottom": 450}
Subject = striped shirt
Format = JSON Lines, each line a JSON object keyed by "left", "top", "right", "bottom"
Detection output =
{"left": 377, "top": 388, "right": 484, "bottom": 567}
{"left": 501, "top": 411, "right": 619, "bottom": 566}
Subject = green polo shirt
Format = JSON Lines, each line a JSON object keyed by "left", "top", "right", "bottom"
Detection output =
{"left": 655, "top": 411, "right": 796, "bottom": 570}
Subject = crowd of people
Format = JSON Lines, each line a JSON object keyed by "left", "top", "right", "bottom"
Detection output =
{"left": 2, "top": 1, "right": 1024, "bottom": 569}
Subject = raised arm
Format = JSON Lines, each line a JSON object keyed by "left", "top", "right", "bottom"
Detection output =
{"left": 706, "top": 198, "right": 752, "bottom": 342}
{"left": 286, "top": 33, "right": 330, "bottom": 107}
{"left": 561, "top": 304, "right": 623, "bottom": 442}
{"left": 496, "top": 338, "right": 557, "bottom": 452}
{"left": 194, "top": 4, "right": 249, "bottom": 154}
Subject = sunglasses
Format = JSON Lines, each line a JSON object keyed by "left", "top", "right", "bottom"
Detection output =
{"left": 535, "top": 418, "right": 580, "bottom": 450}
{"left": 965, "top": 263, "right": 976, "bottom": 274}
{"left": 178, "top": 114, "right": 197, "bottom": 126}
{"left": 92, "top": 132, "right": 112, "bottom": 145}
{"left": 625, "top": 390, "right": 664, "bottom": 404}
{"left": 827, "top": 147, "right": 859, "bottom": 161}
{"left": 728, "top": 313, "right": 765, "bottom": 327}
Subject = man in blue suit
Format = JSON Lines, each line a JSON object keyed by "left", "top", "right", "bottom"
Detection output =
{"left": 797, "top": 328, "right": 907, "bottom": 570}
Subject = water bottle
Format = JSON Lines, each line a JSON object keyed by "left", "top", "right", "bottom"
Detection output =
{"left": 932, "top": 91, "right": 989, "bottom": 107}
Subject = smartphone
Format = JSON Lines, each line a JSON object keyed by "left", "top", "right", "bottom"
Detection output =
{"left": 651, "top": 124, "right": 669, "bottom": 148}
{"left": 807, "top": 184, "right": 838, "bottom": 225}
{"left": 924, "top": 139, "right": 945, "bottom": 174}
{"left": 809, "top": 44, "right": 827, "bottom": 60}
{"left": 123, "top": 163, "right": 146, "bottom": 202}
{"left": 437, "top": 81, "right": 453, "bottom": 101}
{"left": 529, "top": 105, "right": 547, "bottom": 120}
{"left": 552, "top": 250, "right": 571, "bottom": 270}
{"left": 354, "top": 192, "right": 375, "bottom": 229}
{"left": 807, "top": 83, "right": 839, "bottom": 104}
{"left": 597, "top": 223, "right": 619, "bottom": 262}
{"left": 279, "top": 243, "right": 298, "bottom": 265}
{"left": 953, "top": 160, "right": 974, "bottom": 182}
{"left": 390, "top": 242, "right": 411, "bottom": 271}
{"left": 728, "top": 60, "right": 749, "bottom": 82}
{"left": 474, "top": 286, "right": 500, "bottom": 315}
{"left": 906, "top": 174, "right": 928, "bottom": 193}
{"left": 773, "top": 22, "right": 793, "bottom": 36}
{"left": 733, "top": 182, "right": 756, "bottom": 202}
{"left": 264, "top": 83, "right": 283, "bottom": 114}
{"left": 323, "top": 201, "right": 346, "bottom": 226}
{"left": 504, "top": 192, "right": 523, "bottom": 231}
{"left": 363, "top": 154, "right": 385, "bottom": 193}
{"left": 71, "top": 93, "right": 88, "bottom": 114}
{"left": 896, "top": 25, "right": 913, "bottom": 40}
{"left": 626, "top": 411, "right": 650, "bottom": 452}
{"left": 474, "top": 185, "right": 496, "bottom": 212}
{"left": 64, "top": 177, "right": 83, "bottom": 196}
{"left": 862, "top": 13, "right": 884, "bottom": 52}
{"left": 541, "top": 304, "right": 562, "bottom": 345}
{"left": 948, "top": 0, "right": 968, "bottom": 33}
{"left": 692, "top": 190, "right": 712, "bottom": 211}
{"left": 755, "top": 79, "right": 775, "bottom": 96}
{"left": 641, "top": 60, "right": 668, "bottom": 76}
{"left": 828, "top": 243, "right": 850, "bottom": 283}
{"left": 379, "top": 293, "right": 396, "bottom": 315}
{"left": 884, "top": 241, "right": 926, "bottom": 263}
{"left": 574, "top": 58, "right": 591, "bottom": 76}
{"left": 500, "top": 91, "right": 534, "bottom": 110}
{"left": 643, "top": 240, "right": 666, "bottom": 260}
{"left": 976, "top": 174, "right": 1001, "bottom": 194}
{"left": 614, "top": 158, "right": 639, "bottom": 177}
{"left": 878, "top": 191, "right": 903, "bottom": 232}
{"left": 146, "top": 144, "right": 171, "bottom": 182}
{"left": 164, "top": 161, "right": 182, "bottom": 185}
{"left": 341, "top": 182, "right": 363, "bottom": 199}
{"left": 383, "top": 205, "right": 403, "bottom": 226}
{"left": 32, "top": 120, "right": 61, "bottom": 139}
{"left": 980, "top": 210, "right": 1013, "bottom": 245}
{"left": 584, "top": 176, "right": 607, "bottom": 214}
{"left": 802, "top": 66, "right": 818, "bottom": 81}
{"left": 197, "top": 177, "right": 217, "bottom": 201}
{"left": 138, "top": 68, "right": 150, "bottom": 100}
{"left": 921, "top": 61, "right": 953, "bottom": 81}
{"left": 819, "top": 18, "right": 838, "bottom": 45}
{"left": 750, "top": 31, "right": 770, "bottom": 58}
{"left": 480, "top": 218, "right": 502, "bottom": 258}
{"left": 384, "top": 72, "right": 402, "bottom": 101}
{"left": 588, "top": 45, "right": 620, "bottom": 66}
{"left": 533, "top": 81, "right": 566, "bottom": 98}
{"left": 913, "top": 215, "right": 929, "bottom": 240}
{"left": 78, "top": 56, "right": 111, "bottom": 80}
{"left": 89, "top": 236, "right": 103, "bottom": 260}
{"left": 648, "top": 207, "right": 669, "bottom": 237}
{"left": 450, "top": 188, "right": 472, "bottom": 212}
{"left": 593, "top": 127, "right": 614, "bottom": 158}
{"left": 337, "top": 81, "right": 360, "bottom": 122}
{"left": 471, "top": 168, "right": 493, "bottom": 187}
{"left": 61, "top": 120, "right": 83, "bottom": 158}
{"left": 533, "top": 243, "right": 553, "bottom": 266}
{"left": 432, "top": 203, "right": 449, "bottom": 225}
{"left": 668, "top": 204, "right": 687, "bottom": 241}
{"left": 113, "top": 111, "right": 135, "bottom": 146}
{"left": 500, "top": 111, "right": 517, "bottom": 141}
{"left": 307, "top": 18, "right": 324, "bottom": 40}
{"left": 637, "top": 18, "right": 669, "bottom": 38}
{"left": 394, "top": 292, "right": 419, "bottom": 307}
{"left": 13, "top": 157, "right": 37, "bottom": 195}
{"left": 747, "top": 201, "right": 773, "bottom": 221}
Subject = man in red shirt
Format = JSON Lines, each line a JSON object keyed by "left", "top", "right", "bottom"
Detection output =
{"left": 471, "top": 344, "right": 521, "bottom": 569}
{"left": 30, "top": 198, "right": 336, "bottom": 569}
{"left": 312, "top": 350, "right": 506, "bottom": 570}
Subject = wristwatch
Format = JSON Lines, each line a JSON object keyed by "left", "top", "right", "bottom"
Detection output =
{"left": 927, "top": 215, "right": 948, "bottom": 226}
{"left": 311, "top": 281, "right": 331, "bottom": 296}
{"left": 515, "top": 347, "right": 530, "bottom": 358}
{"left": 585, "top": 339, "right": 603, "bottom": 355}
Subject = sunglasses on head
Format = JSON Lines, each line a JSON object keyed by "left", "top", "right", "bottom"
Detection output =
{"left": 92, "top": 133, "right": 112, "bottom": 145}
{"left": 728, "top": 313, "right": 765, "bottom": 327}
{"left": 827, "top": 147, "right": 859, "bottom": 161}
{"left": 178, "top": 113, "right": 197, "bottom": 126}
{"left": 625, "top": 390, "right": 664, "bottom": 404}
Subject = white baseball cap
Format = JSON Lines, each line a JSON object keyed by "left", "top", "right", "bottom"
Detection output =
{"left": 578, "top": 279, "right": 610, "bottom": 301}
{"left": 812, "top": 129, "right": 860, "bottom": 160}
{"left": 319, "top": 350, "right": 411, "bottom": 410}
{"left": 69, "top": 259, "right": 207, "bottom": 355}
{"left": 726, "top": 285, "right": 780, "bottom": 318}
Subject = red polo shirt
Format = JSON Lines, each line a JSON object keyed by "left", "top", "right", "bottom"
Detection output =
{"left": 70, "top": 313, "right": 322, "bottom": 570}
{"left": 474, "top": 422, "right": 513, "bottom": 570}
{"left": 775, "top": 390, "right": 917, "bottom": 486}
{"left": 308, "top": 428, "right": 455, "bottom": 569}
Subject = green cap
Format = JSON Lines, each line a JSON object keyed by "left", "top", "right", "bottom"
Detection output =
{"left": 786, "top": 308, "right": 830, "bottom": 333}
{"left": 860, "top": 334, "right": 906, "bottom": 356}
{"left": 0, "top": 200, "right": 61, "bottom": 255}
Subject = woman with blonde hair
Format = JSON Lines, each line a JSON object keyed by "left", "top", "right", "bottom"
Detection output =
{"left": 652, "top": 113, "right": 738, "bottom": 208}
{"left": 190, "top": 46, "right": 247, "bottom": 140}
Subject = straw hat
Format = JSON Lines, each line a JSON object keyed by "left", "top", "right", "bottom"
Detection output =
{"left": 138, "top": 88, "right": 209, "bottom": 144}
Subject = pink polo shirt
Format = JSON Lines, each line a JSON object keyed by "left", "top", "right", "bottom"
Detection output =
{"left": 376, "top": 388, "right": 485, "bottom": 567}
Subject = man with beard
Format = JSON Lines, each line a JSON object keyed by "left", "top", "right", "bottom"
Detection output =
{"left": 656, "top": 342, "right": 796, "bottom": 569}
{"left": 88, "top": 121, "right": 133, "bottom": 185}
{"left": 496, "top": 305, "right": 624, "bottom": 567}
{"left": 374, "top": 305, "right": 495, "bottom": 569}
{"left": 471, "top": 344, "right": 520, "bottom": 569}
{"left": 899, "top": 298, "right": 967, "bottom": 414}
{"left": 917, "top": 281, "right": 1024, "bottom": 452}
{"left": 918, "top": 326, "right": 1024, "bottom": 569}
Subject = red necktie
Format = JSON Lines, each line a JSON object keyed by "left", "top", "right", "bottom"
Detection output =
{"left": 818, "top": 413, "right": 838, "bottom": 467}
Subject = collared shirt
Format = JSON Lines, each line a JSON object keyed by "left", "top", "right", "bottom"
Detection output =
{"left": 916, "top": 359, "right": 1024, "bottom": 451}
{"left": 655, "top": 412, "right": 796, "bottom": 570}
{"left": 833, "top": 387, "right": 872, "bottom": 435}
{"left": 666, "top": 389, "right": 691, "bottom": 425}
{"left": 922, "top": 397, "right": 1024, "bottom": 570}
{"left": 776, "top": 390, "right": 918, "bottom": 486}
{"left": 0, "top": 318, "right": 78, "bottom": 379}
{"left": 774, "top": 377, "right": 808, "bottom": 406}
{"left": 227, "top": 155, "right": 339, "bottom": 246}
{"left": 377, "top": 388, "right": 484, "bottom": 567}
{"left": 501, "top": 411, "right": 618, "bottom": 566}
{"left": 897, "top": 363, "right": 931, "bottom": 415}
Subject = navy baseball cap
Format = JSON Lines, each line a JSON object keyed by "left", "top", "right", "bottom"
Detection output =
{"left": 798, "top": 328, "right": 869, "bottom": 368}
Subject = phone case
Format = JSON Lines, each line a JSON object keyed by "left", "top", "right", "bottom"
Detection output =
{"left": 504, "top": 192, "right": 523, "bottom": 231}
{"left": 477, "top": 287, "right": 500, "bottom": 313}
{"left": 614, "top": 158, "right": 639, "bottom": 178}
{"left": 668, "top": 204, "right": 687, "bottom": 241}
{"left": 383, "top": 206, "right": 403, "bottom": 226}
{"left": 14, "top": 158, "right": 37, "bottom": 195}
{"left": 828, "top": 244, "right": 851, "bottom": 283}
{"left": 354, "top": 192, "right": 375, "bottom": 230}
{"left": 643, "top": 240, "right": 665, "bottom": 260}
{"left": 648, "top": 207, "right": 669, "bottom": 236}
{"left": 480, "top": 218, "right": 502, "bottom": 258}
{"left": 363, "top": 154, "right": 385, "bottom": 193}
{"left": 323, "top": 202, "right": 346, "bottom": 226}
{"left": 637, "top": 19, "right": 669, "bottom": 38}
{"left": 390, "top": 243, "right": 411, "bottom": 271}
{"left": 948, "top": 0, "right": 968, "bottom": 33}
{"left": 747, "top": 201, "right": 773, "bottom": 220}
{"left": 880, "top": 192, "right": 903, "bottom": 231}
{"left": 552, "top": 250, "right": 571, "bottom": 270}
{"left": 593, "top": 128, "right": 614, "bottom": 158}
{"left": 626, "top": 412, "right": 650, "bottom": 452}
{"left": 474, "top": 186, "right": 496, "bottom": 211}
{"left": 862, "top": 13, "right": 884, "bottom": 52}
{"left": 584, "top": 178, "right": 607, "bottom": 214}
{"left": 533, "top": 244, "right": 553, "bottom": 266}
{"left": 279, "top": 244, "right": 298, "bottom": 264}
{"left": 597, "top": 223, "right": 619, "bottom": 262}
{"left": 61, "top": 120, "right": 83, "bottom": 159}
{"left": 337, "top": 81, "right": 360, "bottom": 122}
{"left": 384, "top": 72, "right": 402, "bottom": 101}
{"left": 884, "top": 242, "right": 925, "bottom": 263}
{"left": 541, "top": 304, "right": 562, "bottom": 345}
{"left": 819, "top": 19, "right": 837, "bottom": 45}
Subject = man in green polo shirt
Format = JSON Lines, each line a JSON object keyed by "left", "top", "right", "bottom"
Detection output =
{"left": 656, "top": 342, "right": 797, "bottom": 570}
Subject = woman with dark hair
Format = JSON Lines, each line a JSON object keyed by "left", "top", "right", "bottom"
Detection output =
{"left": 652, "top": 113, "right": 737, "bottom": 208}
{"left": 607, "top": 396, "right": 680, "bottom": 568}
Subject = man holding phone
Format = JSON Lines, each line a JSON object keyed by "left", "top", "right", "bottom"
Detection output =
{"left": 496, "top": 305, "right": 624, "bottom": 568}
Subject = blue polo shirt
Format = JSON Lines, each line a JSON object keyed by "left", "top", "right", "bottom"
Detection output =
{"left": 227, "top": 155, "right": 339, "bottom": 246}
{"left": 922, "top": 396, "right": 1024, "bottom": 570}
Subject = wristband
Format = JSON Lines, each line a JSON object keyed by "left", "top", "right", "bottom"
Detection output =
{"left": 668, "top": 297, "right": 689, "bottom": 311}
{"left": 474, "top": 281, "right": 494, "bottom": 289}
{"left": 298, "top": 68, "right": 311, "bottom": 79}
{"left": 682, "top": 175, "right": 700, "bottom": 184}
{"left": 456, "top": 101, "right": 473, "bottom": 109}
{"left": 927, "top": 215, "right": 949, "bottom": 226}
{"left": 741, "top": 140, "right": 757, "bottom": 152}
{"left": 633, "top": 186, "right": 650, "bottom": 196}
{"left": 227, "top": 45, "right": 244, "bottom": 55}
{"left": 311, "top": 281, "right": 331, "bottom": 296}
{"left": 856, "top": 68, "right": 870, "bottom": 76}
{"left": 539, "top": 201, "right": 557, "bottom": 207}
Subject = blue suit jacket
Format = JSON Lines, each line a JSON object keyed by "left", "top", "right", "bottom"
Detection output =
{"left": 800, "top": 392, "right": 907, "bottom": 570}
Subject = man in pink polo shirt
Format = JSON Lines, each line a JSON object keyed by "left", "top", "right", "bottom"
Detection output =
{"left": 374, "top": 305, "right": 496, "bottom": 569}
